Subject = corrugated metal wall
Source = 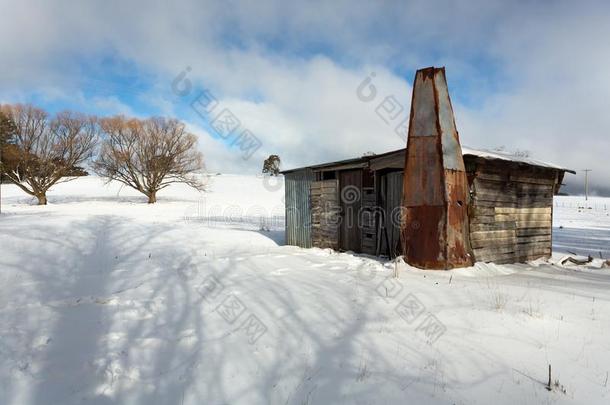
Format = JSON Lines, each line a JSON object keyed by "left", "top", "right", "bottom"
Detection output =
{"left": 284, "top": 169, "right": 315, "bottom": 248}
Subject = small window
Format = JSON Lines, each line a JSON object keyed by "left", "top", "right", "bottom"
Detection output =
{"left": 322, "top": 171, "right": 336, "bottom": 180}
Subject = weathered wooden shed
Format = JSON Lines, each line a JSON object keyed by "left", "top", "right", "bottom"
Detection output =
{"left": 281, "top": 147, "right": 574, "bottom": 265}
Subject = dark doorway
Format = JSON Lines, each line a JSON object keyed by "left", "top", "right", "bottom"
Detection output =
{"left": 339, "top": 170, "right": 362, "bottom": 252}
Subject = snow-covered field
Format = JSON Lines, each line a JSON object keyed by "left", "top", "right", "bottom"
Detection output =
{"left": 1, "top": 176, "right": 609, "bottom": 405}
{"left": 553, "top": 196, "right": 610, "bottom": 258}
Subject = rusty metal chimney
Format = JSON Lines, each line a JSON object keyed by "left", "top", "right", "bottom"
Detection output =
{"left": 401, "top": 67, "right": 473, "bottom": 269}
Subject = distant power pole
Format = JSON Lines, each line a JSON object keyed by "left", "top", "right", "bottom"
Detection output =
{"left": 583, "top": 169, "right": 592, "bottom": 201}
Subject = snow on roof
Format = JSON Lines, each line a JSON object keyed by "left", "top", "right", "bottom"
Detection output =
{"left": 461, "top": 147, "right": 576, "bottom": 174}
{"left": 282, "top": 146, "right": 575, "bottom": 174}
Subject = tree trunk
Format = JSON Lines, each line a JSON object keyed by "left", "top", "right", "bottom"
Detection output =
{"left": 147, "top": 192, "right": 157, "bottom": 204}
{"left": 36, "top": 193, "right": 47, "bottom": 205}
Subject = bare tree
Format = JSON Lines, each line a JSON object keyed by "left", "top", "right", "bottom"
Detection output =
{"left": 0, "top": 109, "right": 16, "bottom": 145}
{"left": 0, "top": 104, "right": 98, "bottom": 205}
{"left": 494, "top": 145, "right": 530, "bottom": 158}
{"left": 512, "top": 149, "right": 531, "bottom": 158}
{"left": 94, "top": 116, "right": 205, "bottom": 203}
{"left": 0, "top": 109, "right": 17, "bottom": 185}
{"left": 0, "top": 109, "right": 18, "bottom": 212}
{"left": 262, "top": 154, "right": 281, "bottom": 176}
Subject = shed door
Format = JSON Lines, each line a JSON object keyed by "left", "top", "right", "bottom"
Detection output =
{"left": 311, "top": 180, "right": 340, "bottom": 250}
{"left": 339, "top": 170, "right": 362, "bottom": 252}
{"left": 380, "top": 171, "right": 404, "bottom": 257}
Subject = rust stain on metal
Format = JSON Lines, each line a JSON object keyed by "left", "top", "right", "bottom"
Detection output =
{"left": 401, "top": 67, "right": 473, "bottom": 270}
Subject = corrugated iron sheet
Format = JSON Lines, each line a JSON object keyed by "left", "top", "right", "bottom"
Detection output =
{"left": 401, "top": 67, "right": 473, "bottom": 270}
{"left": 284, "top": 169, "right": 315, "bottom": 248}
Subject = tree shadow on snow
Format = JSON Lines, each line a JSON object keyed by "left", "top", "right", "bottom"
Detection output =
{"left": 0, "top": 215, "right": 223, "bottom": 404}
{"left": 0, "top": 214, "right": 482, "bottom": 404}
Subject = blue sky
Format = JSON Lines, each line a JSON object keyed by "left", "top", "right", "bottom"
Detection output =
{"left": 1, "top": 0, "right": 609, "bottom": 194}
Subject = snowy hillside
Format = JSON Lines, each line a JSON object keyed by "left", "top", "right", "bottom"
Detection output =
{"left": 1, "top": 176, "right": 609, "bottom": 404}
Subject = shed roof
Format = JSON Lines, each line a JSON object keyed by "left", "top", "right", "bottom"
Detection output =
{"left": 281, "top": 147, "right": 576, "bottom": 175}
{"left": 461, "top": 147, "right": 575, "bottom": 173}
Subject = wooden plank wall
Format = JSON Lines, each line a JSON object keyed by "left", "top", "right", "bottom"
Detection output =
{"left": 468, "top": 162, "right": 557, "bottom": 264}
{"left": 339, "top": 170, "right": 363, "bottom": 252}
{"left": 311, "top": 180, "right": 340, "bottom": 250}
{"left": 378, "top": 171, "right": 404, "bottom": 258}
{"left": 361, "top": 187, "right": 377, "bottom": 255}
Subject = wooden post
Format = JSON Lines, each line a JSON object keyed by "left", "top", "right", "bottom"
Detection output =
{"left": 583, "top": 169, "right": 592, "bottom": 201}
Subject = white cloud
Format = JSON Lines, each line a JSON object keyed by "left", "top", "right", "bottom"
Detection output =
{"left": 1, "top": 0, "right": 609, "bottom": 193}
